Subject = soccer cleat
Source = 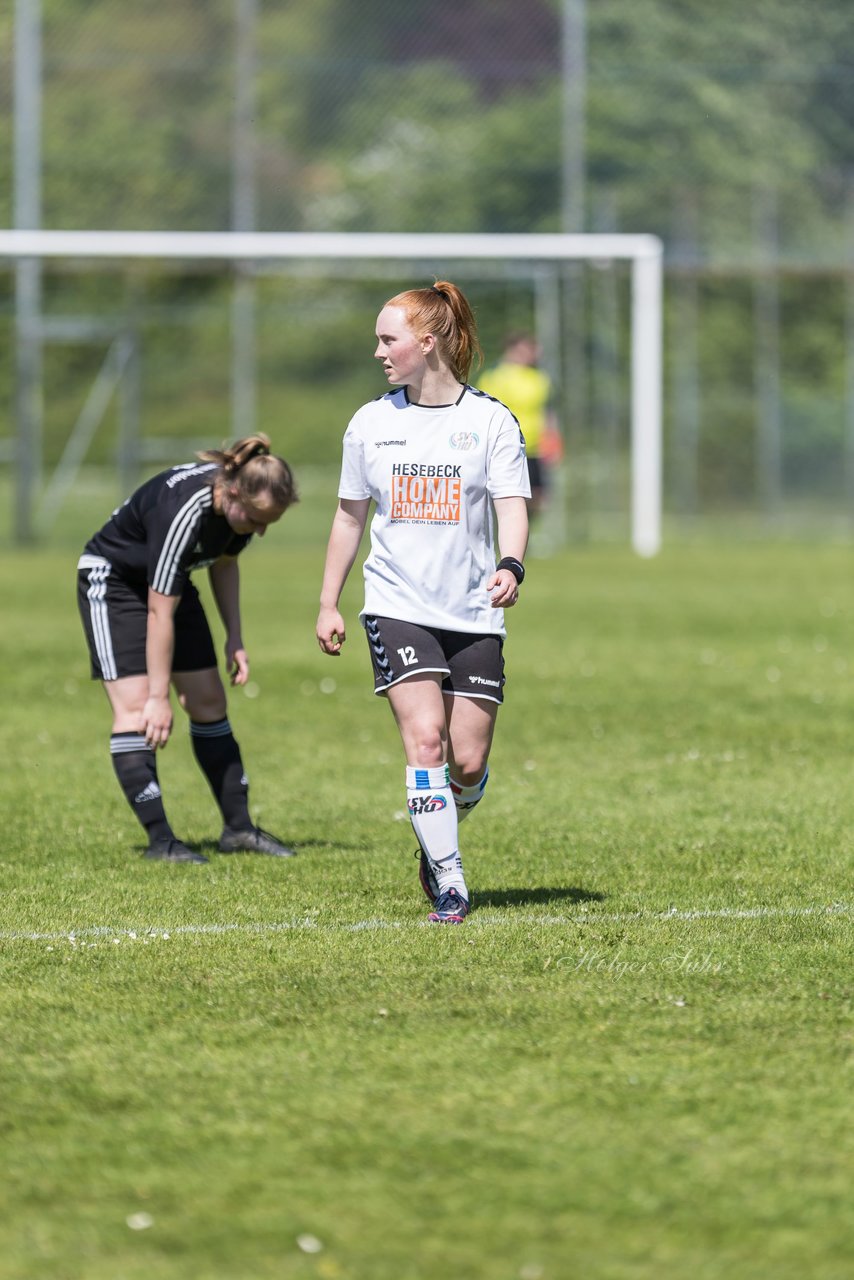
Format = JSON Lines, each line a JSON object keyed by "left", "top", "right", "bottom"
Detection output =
{"left": 427, "top": 887, "right": 470, "bottom": 925}
{"left": 415, "top": 848, "right": 440, "bottom": 902}
{"left": 144, "top": 837, "right": 208, "bottom": 864}
{"left": 218, "top": 826, "right": 296, "bottom": 857}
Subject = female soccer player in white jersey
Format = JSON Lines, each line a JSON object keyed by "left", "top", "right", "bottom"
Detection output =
{"left": 316, "top": 281, "right": 530, "bottom": 922}
{"left": 78, "top": 434, "right": 298, "bottom": 863}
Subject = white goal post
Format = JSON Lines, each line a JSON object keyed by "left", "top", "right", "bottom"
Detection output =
{"left": 0, "top": 229, "right": 663, "bottom": 555}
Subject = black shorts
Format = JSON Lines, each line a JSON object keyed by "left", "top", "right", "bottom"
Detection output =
{"left": 364, "top": 615, "right": 505, "bottom": 704}
{"left": 77, "top": 555, "right": 217, "bottom": 681}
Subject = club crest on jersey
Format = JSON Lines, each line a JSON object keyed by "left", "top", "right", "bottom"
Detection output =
{"left": 449, "top": 431, "right": 479, "bottom": 451}
{"left": 408, "top": 794, "right": 448, "bottom": 815}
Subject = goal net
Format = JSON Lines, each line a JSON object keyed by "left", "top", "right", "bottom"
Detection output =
{"left": 0, "top": 230, "right": 663, "bottom": 554}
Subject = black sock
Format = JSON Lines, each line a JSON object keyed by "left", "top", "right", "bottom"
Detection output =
{"left": 110, "top": 733, "right": 173, "bottom": 843}
{"left": 190, "top": 718, "right": 251, "bottom": 830}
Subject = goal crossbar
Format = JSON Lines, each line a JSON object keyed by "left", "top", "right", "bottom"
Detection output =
{"left": 0, "top": 230, "right": 663, "bottom": 555}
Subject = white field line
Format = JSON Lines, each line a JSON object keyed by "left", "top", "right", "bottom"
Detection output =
{"left": 0, "top": 902, "right": 850, "bottom": 944}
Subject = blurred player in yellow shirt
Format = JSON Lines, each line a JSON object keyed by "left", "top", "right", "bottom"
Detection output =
{"left": 478, "top": 332, "right": 563, "bottom": 519}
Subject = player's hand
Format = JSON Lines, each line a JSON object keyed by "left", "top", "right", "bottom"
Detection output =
{"left": 487, "top": 568, "right": 520, "bottom": 608}
{"left": 141, "top": 695, "right": 173, "bottom": 749}
{"left": 226, "top": 644, "right": 250, "bottom": 686}
{"left": 317, "top": 606, "right": 346, "bottom": 655}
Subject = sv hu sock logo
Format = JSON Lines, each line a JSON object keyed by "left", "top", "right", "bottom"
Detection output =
{"left": 408, "top": 794, "right": 447, "bottom": 815}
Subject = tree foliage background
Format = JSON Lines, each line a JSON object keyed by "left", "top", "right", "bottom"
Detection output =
{"left": 1, "top": 0, "right": 853, "bottom": 524}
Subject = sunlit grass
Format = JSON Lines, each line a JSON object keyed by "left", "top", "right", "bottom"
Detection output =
{"left": 0, "top": 530, "right": 851, "bottom": 1280}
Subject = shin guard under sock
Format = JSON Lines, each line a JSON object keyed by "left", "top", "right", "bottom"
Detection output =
{"left": 110, "top": 733, "right": 172, "bottom": 842}
{"left": 450, "top": 767, "right": 489, "bottom": 822}
{"left": 190, "top": 718, "right": 251, "bottom": 830}
{"left": 406, "top": 763, "right": 467, "bottom": 899}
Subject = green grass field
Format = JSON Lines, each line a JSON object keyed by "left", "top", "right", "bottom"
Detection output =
{"left": 1, "top": 507, "right": 852, "bottom": 1279}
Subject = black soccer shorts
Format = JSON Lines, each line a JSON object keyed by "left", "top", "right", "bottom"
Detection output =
{"left": 77, "top": 555, "right": 217, "bottom": 681}
{"left": 364, "top": 615, "right": 505, "bottom": 703}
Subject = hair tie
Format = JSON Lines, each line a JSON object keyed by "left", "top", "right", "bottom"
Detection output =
{"left": 430, "top": 285, "right": 449, "bottom": 301}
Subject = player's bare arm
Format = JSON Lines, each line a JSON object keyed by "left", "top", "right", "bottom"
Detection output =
{"left": 210, "top": 556, "right": 248, "bottom": 684}
{"left": 317, "top": 498, "right": 371, "bottom": 654}
{"left": 488, "top": 496, "right": 529, "bottom": 608}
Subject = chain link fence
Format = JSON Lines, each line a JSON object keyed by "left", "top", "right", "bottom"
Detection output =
{"left": 1, "top": 0, "right": 853, "bottom": 540}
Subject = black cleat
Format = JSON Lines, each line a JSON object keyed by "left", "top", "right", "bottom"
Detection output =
{"left": 427, "top": 887, "right": 470, "bottom": 924}
{"left": 144, "top": 837, "right": 209, "bottom": 864}
{"left": 218, "top": 826, "right": 296, "bottom": 857}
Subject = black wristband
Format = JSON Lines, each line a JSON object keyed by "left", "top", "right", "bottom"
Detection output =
{"left": 496, "top": 556, "right": 525, "bottom": 584}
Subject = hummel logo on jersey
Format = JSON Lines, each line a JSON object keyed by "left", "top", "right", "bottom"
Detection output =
{"left": 408, "top": 794, "right": 448, "bottom": 815}
{"left": 134, "top": 781, "right": 162, "bottom": 804}
{"left": 468, "top": 676, "right": 501, "bottom": 687}
{"left": 374, "top": 439, "right": 407, "bottom": 448}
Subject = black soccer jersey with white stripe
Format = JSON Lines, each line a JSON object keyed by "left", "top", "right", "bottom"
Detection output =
{"left": 84, "top": 462, "right": 252, "bottom": 596}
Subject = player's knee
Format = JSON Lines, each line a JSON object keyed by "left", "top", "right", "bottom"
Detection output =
{"left": 452, "top": 754, "right": 490, "bottom": 787}
{"left": 178, "top": 686, "right": 227, "bottom": 722}
{"left": 186, "top": 699, "right": 228, "bottom": 723}
{"left": 408, "top": 726, "right": 446, "bottom": 768}
{"left": 450, "top": 742, "right": 491, "bottom": 778}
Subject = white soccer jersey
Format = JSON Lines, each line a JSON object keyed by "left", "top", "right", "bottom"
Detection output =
{"left": 338, "top": 385, "right": 531, "bottom": 635}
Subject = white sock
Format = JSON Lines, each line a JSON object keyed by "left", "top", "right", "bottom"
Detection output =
{"left": 406, "top": 764, "right": 468, "bottom": 899}
{"left": 450, "top": 767, "right": 489, "bottom": 822}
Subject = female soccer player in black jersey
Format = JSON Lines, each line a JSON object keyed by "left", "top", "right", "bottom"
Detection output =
{"left": 77, "top": 434, "right": 298, "bottom": 863}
